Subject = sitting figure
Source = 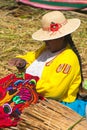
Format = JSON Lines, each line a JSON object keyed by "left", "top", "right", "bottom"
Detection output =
{"left": 9, "top": 11, "right": 87, "bottom": 117}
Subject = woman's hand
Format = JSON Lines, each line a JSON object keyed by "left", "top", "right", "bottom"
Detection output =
{"left": 8, "top": 58, "right": 27, "bottom": 70}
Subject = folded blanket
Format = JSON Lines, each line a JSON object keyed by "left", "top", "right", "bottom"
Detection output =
{"left": 16, "top": 0, "right": 87, "bottom": 10}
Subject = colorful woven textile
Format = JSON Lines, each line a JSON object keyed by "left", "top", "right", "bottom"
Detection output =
{"left": 0, "top": 73, "right": 43, "bottom": 128}
{"left": 16, "top": 0, "right": 87, "bottom": 10}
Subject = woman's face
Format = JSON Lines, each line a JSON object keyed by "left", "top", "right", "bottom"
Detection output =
{"left": 45, "top": 37, "right": 66, "bottom": 53}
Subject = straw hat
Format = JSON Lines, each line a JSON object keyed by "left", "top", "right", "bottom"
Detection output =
{"left": 32, "top": 11, "right": 80, "bottom": 41}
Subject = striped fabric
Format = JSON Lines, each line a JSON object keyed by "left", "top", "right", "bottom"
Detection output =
{"left": 16, "top": 0, "right": 87, "bottom": 10}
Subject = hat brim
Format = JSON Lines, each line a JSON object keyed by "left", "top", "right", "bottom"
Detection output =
{"left": 32, "top": 18, "right": 80, "bottom": 41}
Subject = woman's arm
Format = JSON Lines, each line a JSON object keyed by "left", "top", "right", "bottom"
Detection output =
{"left": 8, "top": 44, "right": 46, "bottom": 68}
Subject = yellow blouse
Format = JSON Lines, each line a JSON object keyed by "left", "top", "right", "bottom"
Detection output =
{"left": 17, "top": 45, "right": 81, "bottom": 103}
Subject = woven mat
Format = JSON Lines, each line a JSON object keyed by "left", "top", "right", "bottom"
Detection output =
{"left": 2, "top": 99, "right": 87, "bottom": 130}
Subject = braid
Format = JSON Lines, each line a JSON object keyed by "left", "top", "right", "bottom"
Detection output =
{"left": 65, "top": 34, "right": 83, "bottom": 82}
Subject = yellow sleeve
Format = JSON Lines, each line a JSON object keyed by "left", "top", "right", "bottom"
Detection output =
{"left": 36, "top": 49, "right": 81, "bottom": 103}
{"left": 16, "top": 44, "right": 46, "bottom": 67}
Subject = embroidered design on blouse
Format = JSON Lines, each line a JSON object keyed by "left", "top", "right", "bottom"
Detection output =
{"left": 56, "top": 64, "right": 71, "bottom": 74}
{"left": 63, "top": 64, "right": 71, "bottom": 74}
{"left": 56, "top": 64, "right": 65, "bottom": 73}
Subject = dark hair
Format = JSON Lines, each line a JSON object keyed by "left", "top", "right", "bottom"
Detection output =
{"left": 65, "top": 34, "right": 83, "bottom": 82}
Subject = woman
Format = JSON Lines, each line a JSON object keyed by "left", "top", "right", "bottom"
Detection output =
{"left": 9, "top": 11, "right": 87, "bottom": 116}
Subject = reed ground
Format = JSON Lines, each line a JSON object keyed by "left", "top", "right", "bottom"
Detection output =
{"left": 0, "top": 0, "right": 87, "bottom": 78}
